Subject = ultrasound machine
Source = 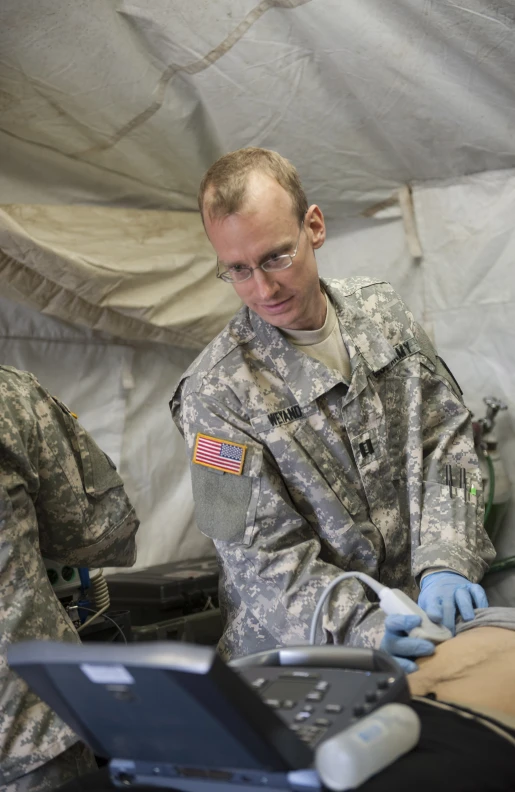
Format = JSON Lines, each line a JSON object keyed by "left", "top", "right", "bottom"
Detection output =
{"left": 8, "top": 640, "right": 416, "bottom": 792}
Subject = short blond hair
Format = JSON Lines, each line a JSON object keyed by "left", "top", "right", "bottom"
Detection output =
{"left": 198, "top": 147, "right": 308, "bottom": 224}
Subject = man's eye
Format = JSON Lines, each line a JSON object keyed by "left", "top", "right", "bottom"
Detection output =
{"left": 228, "top": 264, "right": 247, "bottom": 273}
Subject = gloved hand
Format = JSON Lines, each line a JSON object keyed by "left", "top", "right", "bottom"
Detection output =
{"left": 380, "top": 614, "right": 435, "bottom": 674}
{"left": 418, "top": 572, "right": 488, "bottom": 635}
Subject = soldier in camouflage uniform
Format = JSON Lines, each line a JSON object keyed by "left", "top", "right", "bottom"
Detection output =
{"left": 0, "top": 365, "right": 139, "bottom": 791}
{"left": 171, "top": 148, "right": 495, "bottom": 663}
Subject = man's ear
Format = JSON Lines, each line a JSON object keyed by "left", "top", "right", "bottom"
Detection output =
{"left": 306, "top": 204, "right": 326, "bottom": 249}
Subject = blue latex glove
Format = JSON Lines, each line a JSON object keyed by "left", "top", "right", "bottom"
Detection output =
{"left": 380, "top": 614, "right": 435, "bottom": 674}
{"left": 418, "top": 572, "right": 489, "bottom": 635}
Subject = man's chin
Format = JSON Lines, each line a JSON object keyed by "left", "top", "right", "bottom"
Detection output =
{"left": 255, "top": 301, "right": 296, "bottom": 327}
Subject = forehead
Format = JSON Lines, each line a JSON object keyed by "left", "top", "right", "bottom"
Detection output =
{"left": 205, "top": 171, "right": 297, "bottom": 227}
{"left": 206, "top": 173, "right": 298, "bottom": 262}
{"left": 243, "top": 171, "right": 296, "bottom": 217}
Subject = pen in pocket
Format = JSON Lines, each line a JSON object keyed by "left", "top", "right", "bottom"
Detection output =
{"left": 460, "top": 467, "right": 467, "bottom": 502}
{"left": 445, "top": 464, "right": 453, "bottom": 499}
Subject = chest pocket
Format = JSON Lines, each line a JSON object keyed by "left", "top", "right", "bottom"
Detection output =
{"left": 293, "top": 422, "right": 362, "bottom": 516}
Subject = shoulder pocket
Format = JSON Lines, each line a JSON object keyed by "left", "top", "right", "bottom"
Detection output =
{"left": 191, "top": 446, "right": 262, "bottom": 547}
{"left": 51, "top": 396, "right": 123, "bottom": 497}
{"left": 421, "top": 478, "right": 479, "bottom": 555}
{"left": 75, "top": 429, "right": 124, "bottom": 497}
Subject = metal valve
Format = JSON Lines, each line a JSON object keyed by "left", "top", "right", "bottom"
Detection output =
{"left": 480, "top": 397, "right": 508, "bottom": 435}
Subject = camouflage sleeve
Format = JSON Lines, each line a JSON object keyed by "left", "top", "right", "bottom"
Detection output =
{"left": 20, "top": 373, "right": 138, "bottom": 567}
{"left": 410, "top": 335, "right": 495, "bottom": 582}
{"left": 0, "top": 366, "right": 140, "bottom": 784}
{"left": 178, "top": 388, "right": 383, "bottom": 649}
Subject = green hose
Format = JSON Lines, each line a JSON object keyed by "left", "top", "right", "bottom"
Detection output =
{"left": 484, "top": 452, "right": 495, "bottom": 525}
{"left": 482, "top": 452, "right": 515, "bottom": 576}
{"left": 487, "top": 555, "right": 515, "bottom": 575}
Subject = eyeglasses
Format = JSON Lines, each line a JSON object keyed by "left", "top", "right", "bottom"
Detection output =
{"left": 216, "top": 222, "right": 304, "bottom": 283}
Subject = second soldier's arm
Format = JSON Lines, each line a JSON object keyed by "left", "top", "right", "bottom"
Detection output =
{"left": 30, "top": 379, "right": 139, "bottom": 568}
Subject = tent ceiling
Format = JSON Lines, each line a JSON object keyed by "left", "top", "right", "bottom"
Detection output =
{"left": 0, "top": 204, "right": 241, "bottom": 349}
{"left": 2, "top": 0, "right": 515, "bottom": 216}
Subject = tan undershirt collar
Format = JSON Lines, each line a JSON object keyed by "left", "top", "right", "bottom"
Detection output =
{"left": 282, "top": 294, "right": 335, "bottom": 345}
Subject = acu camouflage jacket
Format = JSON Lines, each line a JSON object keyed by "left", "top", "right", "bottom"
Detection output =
{"left": 0, "top": 366, "right": 139, "bottom": 785}
{"left": 171, "top": 278, "right": 495, "bottom": 659}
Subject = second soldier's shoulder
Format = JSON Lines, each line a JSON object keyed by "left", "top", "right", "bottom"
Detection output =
{"left": 0, "top": 364, "right": 38, "bottom": 388}
{"left": 172, "top": 306, "right": 254, "bottom": 400}
{"left": 0, "top": 365, "right": 41, "bottom": 407}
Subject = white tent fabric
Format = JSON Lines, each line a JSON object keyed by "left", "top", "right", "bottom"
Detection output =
{"left": 2, "top": 1, "right": 515, "bottom": 212}
{"left": 0, "top": 205, "right": 240, "bottom": 348}
{"left": 0, "top": 1, "right": 514, "bottom": 590}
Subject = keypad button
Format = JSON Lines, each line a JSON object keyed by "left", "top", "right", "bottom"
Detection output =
{"left": 251, "top": 678, "right": 266, "bottom": 688}
{"left": 264, "top": 699, "right": 281, "bottom": 709}
{"left": 315, "top": 681, "right": 330, "bottom": 692}
{"left": 306, "top": 691, "right": 323, "bottom": 702}
{"left": 365, "top": 691, "right": 378, "bottom": 703}
{"left": 295, "top": 725, "right": 326, "bottom": 746}
{"left": 325, "top": 703, "right": 342, "bottom": 713}
{"left": 303, "top": 704, "right": 315, "bottom": 712}
{"left": 295, "top": 711, "right": 311, "bottom": 722}
{"left": 377, "top": 678, "right": 390, "bottom": 690}
{"left": 282, "top": 699, "right": 295, "bottom": 710}
{"left": 353, "top": 704, "right": 365, "bottom": 717}
{"left": 314, "top": 718, "right": 331, "bottom": 727}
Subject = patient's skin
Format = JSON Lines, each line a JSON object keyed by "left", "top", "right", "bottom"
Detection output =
{"left": 409, "top": 627, "right": 515, "bottom": 717}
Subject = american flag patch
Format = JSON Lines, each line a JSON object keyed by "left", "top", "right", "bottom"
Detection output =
{"left": 193, "top": 433, "right": 247, "bottom": 475}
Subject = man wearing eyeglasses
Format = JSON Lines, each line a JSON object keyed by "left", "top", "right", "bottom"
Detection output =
{"left": 171, "top": 148, "right": 494, "bottom": 670}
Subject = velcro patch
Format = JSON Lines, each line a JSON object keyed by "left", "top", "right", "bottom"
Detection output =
{"left": 193, "top": 433, "right": 247, "bottom": 475}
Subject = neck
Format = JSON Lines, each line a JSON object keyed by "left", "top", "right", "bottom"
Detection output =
{"left": 303, "top": 289, "right": 327, "bottom": 331}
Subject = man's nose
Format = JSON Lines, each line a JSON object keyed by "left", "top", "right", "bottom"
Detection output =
{"left": 252, "top": 268, "right": 280, "bottom": 300}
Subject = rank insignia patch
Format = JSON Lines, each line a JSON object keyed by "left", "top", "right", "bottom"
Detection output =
{"left": 193, "top": 433, "right": 247, "bottom": 475}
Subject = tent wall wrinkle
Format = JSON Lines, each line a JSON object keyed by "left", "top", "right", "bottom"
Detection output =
{"left": 0, "top": 205, "right": 241, "bottom": 350}
{"left": 2, "top": 1, "right": 515, "bottom": 212}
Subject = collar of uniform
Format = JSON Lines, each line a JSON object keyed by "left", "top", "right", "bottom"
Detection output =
{"left": 249, "top": 308, "right": 344, "bottom": 408}
{"left": 322, "top": 279, "right": 399, "bottom": 374}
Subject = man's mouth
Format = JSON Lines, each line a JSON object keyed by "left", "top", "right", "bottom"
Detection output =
{"left": 261, "top": 296, "right": 293, "bottom": 313}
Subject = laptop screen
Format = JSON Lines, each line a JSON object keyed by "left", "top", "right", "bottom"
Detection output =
{"left": 8, "top": 640, "right": 311, "bottom": 771}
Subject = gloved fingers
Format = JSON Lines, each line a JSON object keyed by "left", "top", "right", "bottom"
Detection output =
{"left": 441, "top": 596, "right": 457, "bottom": 635}
{"left": 454, "top": 587, "right": 476, "bottom": 623}
{"left": 383, "top": 614, "right": 422, "bottom": 634}
{"left": 469, "top": 583, "right": 489, "bottom": 610}
{"left": 381, "top": 634, "right": 435, "bottom": 658}
{"left": 392, "top": 656, "right": 419, "bottom": 675}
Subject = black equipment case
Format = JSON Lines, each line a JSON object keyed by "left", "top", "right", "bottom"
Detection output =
{"left": 104, "top": 557, "right": 220, "bottom": 627}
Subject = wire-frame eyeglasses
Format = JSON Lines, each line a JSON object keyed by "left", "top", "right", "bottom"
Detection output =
{"left": 216, "top": 222, "right": 305, "bottom": 283}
